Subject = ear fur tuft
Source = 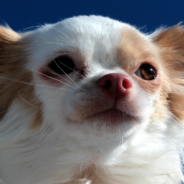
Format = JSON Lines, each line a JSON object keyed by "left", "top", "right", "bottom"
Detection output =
{"left": 153, "top": 24, "right": 184, "bottom": 121}
{"left": 0, "top": 26, "right": 21, "bottom": 45}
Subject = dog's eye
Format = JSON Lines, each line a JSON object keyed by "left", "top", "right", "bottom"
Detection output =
{"left": 48, "top": 56, "right": 76, "bottom": 74}
{"left": 135, "top": 64, "right": 156, "bottom": 80}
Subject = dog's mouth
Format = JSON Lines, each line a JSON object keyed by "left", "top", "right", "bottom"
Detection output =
{"left": 86, "top": 108, "right": 138, "bottom": 125}
{"left": 65, "top": 102, "right": 143, "bottom": 139}
{"left": 66, "top": 96, "right": 142, "bottom": 129}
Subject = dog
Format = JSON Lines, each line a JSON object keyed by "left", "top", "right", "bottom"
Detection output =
{"left": 0, "top": 15, "right": 184, "bottom": 184}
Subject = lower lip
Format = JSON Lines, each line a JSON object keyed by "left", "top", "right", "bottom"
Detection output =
{"left": 87, "top": 109, "right": 137, "bottom": 125}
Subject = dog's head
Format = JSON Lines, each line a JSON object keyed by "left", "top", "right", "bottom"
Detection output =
{"left": 0, "top": 16, "right": 184, "bottom": 148}
{"left": 1, "top": 15, "right": 184, "bottom": 184}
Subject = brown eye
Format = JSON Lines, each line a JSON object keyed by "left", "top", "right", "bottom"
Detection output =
{"left": 135, "top": 64, "right": 156, "bottom": 80}
{"left": 48, "top": 56, "right": 76, "bottom": 74}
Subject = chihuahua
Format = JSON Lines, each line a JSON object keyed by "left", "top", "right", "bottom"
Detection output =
{"left": 0, "top": 16, "right": 184, "bottom": 184}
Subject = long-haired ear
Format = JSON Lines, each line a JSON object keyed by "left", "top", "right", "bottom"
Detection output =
{"left": 0, "top": 26, "right": 34, "bottom": 120}
{"left": 152, "top": 24, "right": 184, "bottom": 121}
{"left": 0, "top": 26, "right": 22, "bottom": 73}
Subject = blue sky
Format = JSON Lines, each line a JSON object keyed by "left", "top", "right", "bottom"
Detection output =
{"left": 0, "top": 0, "right": 184, "bottom": 33}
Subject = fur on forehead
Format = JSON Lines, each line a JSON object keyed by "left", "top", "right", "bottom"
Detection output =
{"left": 25, "top": 16, "right": 139, "bottom": 71}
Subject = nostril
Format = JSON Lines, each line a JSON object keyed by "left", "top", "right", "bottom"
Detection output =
{"left": 96, "top": 77, "right": 112, "bottom": 88}
{"left": 104, "top": 79, "right": 112, "bottom": 89}
{"left": 122, "top": 77, "right": 133, "bottom": 89}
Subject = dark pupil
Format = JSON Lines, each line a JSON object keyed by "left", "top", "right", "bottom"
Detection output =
{"left": 48, "top": 56, "right": 76, "bottom": 74}
{"left": 140, "top": 64, "right": 156, "bottom": 80}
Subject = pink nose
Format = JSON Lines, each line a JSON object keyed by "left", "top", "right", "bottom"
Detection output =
{"left": 96, "top": 73, "right": 133, "bottom": 99}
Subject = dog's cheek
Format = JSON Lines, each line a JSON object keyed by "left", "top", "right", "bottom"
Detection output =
{"left": 63, "top": 83, "right": 96, "bottom": 121}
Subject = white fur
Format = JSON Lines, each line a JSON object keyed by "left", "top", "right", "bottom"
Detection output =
{"left": 0, "top": 15, "right": 184, "bottom": 184}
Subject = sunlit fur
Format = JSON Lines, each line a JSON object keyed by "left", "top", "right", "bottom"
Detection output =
{"left": 0, "top": 16, "right": 184, "bottom": 184}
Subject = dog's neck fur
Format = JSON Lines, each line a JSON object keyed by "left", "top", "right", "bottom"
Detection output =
{"left": 0, "top": 100, "right": 183, "bottom": 184}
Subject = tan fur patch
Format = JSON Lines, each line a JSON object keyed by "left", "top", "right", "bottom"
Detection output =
{"left": 117, "top": 26, "right": 163, "bottom": 95}
{"left": 153, "top": 24, "right": 184, "bottom": 121}
{"left": 0, "top": 26, "right": 43, "bottom": 128}
{"left": 117, "top": 27, "right": 159, "bottom": 71}
{"left": 117, "top": 26, "right": 175, "bottom": 123}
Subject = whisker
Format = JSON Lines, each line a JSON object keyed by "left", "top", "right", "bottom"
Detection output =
{"left": 152, "top": 105, "right": 182, "bottom": 124}
{"left": 46, "top": 41, "right": 73, "bottom": 48}
{"left": 32, "top": 70, "right": 78, "bottom": 90}
{"left": 18, "top": 92, "right": 38, "bottom": 107}
{"left": 58, "top": 60, "right": 85, "bottom": 79}
{"left": 51, "top": 55, "right": 82, "bottom": 91}
{"left": 51, "top": 52, "right": 85, "bottom": 79}
{"left": 167, "top": 100, "right": 184, "bottom": 107}
{"left": 53, "top": 27, "right": 72, "bottom": 41}
{"left": 50, "top": 71, "right": 78, "bottom": 86}
{"left": 23, "top": 25, "right": 41, "bottom": 31}
{"left": 0, "top": 76, "right": 67, "bottom": 91}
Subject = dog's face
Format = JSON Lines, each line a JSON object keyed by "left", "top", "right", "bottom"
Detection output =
{"left": 25, "top": 16, "right": 165, "bottom": 144}
{"left": 1, "top": 16, "right": 184, "bottom": 184}
{"left": 1, "top": 16, "right": 184, "bottom": 145}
